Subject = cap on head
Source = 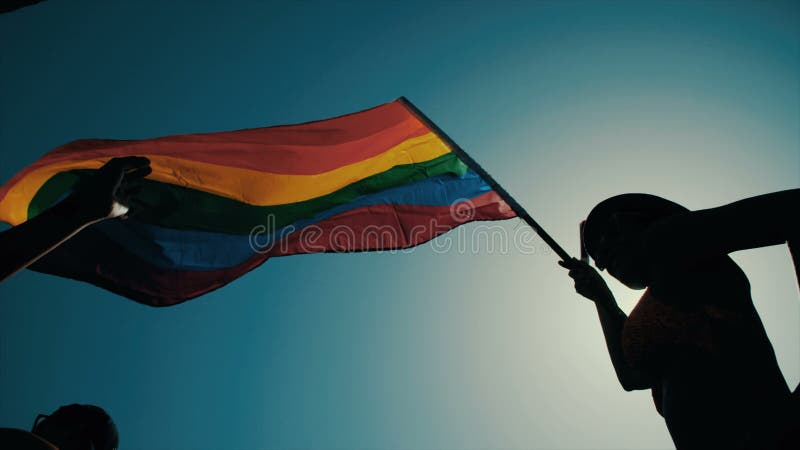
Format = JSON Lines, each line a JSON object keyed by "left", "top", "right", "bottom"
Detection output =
{"left": 583, "top": 193, "right": 688, "bottom": 262}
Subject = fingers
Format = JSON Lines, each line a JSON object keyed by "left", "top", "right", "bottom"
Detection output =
{"left": 558, "top": 257, "right": 580, "bottom": 270}
{"left": 559, "top": 256, "right": 610, "bottom": 302}
{"left": 119, "top": 183, "right": 142, "bottom": 198}
{"left": 570, "top": 269, "right": 593, "bottom": 282}
{"left": 559, "top": 257, "right": 600, "bottom": 285}
{"left": 101, "top": 156, "right": 151, "bottom": 171}
{"left": 99, "top": 157, "right": 152, "bottom": 183}
{"left": 559, "top": 257, "right": 592, "bottom": 274}
{"left": 124, "top": 165, "right": 152, "bottom": 181}
{"left": 103, "top": 157, "right": 152, "bottom": 198}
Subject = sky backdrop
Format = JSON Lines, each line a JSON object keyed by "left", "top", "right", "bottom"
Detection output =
{"left": 1, "top": 1, "right": 798, "bottom": 449}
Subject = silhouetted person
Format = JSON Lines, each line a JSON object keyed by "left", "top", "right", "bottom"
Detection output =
{"left": 560, "top": 190, "right": 798, "bottom": 449}
{"left": 0, "top": 404, "right": 118, "bottom": 450}
{"left": 0, "top": 157, "right": 148, "bottom": 449}
{"left": 0, "top": 156, "right": 151, "bottom": 283}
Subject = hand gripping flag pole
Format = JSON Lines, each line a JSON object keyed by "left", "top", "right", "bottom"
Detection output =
{"left": 398, "top": 97, "right": 574, "bottom": 262}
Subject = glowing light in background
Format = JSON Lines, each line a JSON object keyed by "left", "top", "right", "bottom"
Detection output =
{"left": 0, "top": 1, "right": 797, "bottom": 449}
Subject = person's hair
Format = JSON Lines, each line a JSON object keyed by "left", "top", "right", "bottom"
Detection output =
{"left": 32, "top": 404, "right": 118, "bottom": 450}
{"left": 583, "top": 193, "right": 688, "bottom": 260}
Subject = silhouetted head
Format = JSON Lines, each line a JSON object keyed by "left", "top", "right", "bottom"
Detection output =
{"left": 32, "top": 404, "right": 118, "bottom": 450}
{"left": 583, "top": 193, "right": 688, "bottom": 289}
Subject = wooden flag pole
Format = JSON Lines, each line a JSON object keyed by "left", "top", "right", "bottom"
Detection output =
{"left": 398, "top": 96, "right": 573, "bottom": 262}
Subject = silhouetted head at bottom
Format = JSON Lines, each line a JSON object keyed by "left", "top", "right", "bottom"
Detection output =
{"left": 32, "top": 404, "right": 118, "bottom": 450}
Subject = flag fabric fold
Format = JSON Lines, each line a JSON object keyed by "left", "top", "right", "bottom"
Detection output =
{"left": 0, "top": 99, "right": 515, "bottom": 305}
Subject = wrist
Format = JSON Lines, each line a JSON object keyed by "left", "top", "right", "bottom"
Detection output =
{"left": 50, "top": 196, "right": 106, "bottom": 227}
{"left": 595, "top": 291, "right": 617, "bottom": 310}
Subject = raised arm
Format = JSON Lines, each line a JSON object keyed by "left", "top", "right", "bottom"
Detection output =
{"left": 644, "top": 189, "right": 799, "bottom": 265}
{"left": 0, "top": 156, "right": 151, "bottom": 282}
{"left": 559, "top": 257, "right": 653, "bottom": 391}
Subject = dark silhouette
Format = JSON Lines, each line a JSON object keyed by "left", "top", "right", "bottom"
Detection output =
{"left": 560, "top": 190, "right": 799, "bottom": 449}
{"left": 0, "top": 157, "right": 147, "bottom": 449}
{"left": 0, "top": 156, "right": 151, "bottom": 283}
{"left": 0, "top": 404, "right": 118, "bottom": 450}
{"left": 0, "top": 0, "right": 46, "bottom": 15}
{"left": 32, "top": 404, "right": 118, "bottom": 450}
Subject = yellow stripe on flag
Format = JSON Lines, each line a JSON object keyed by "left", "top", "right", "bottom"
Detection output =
{"left": 0, "top": 133, "right": 451, "bottom": 225}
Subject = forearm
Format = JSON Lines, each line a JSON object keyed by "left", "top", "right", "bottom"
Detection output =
{"left": 646, "top": 189, "right": 800, "bottom": 263}
{"left": 561, "top": 257, "right": 654, "bottom": 390}
{"left": 0, "top": 199, "right": 99, "bottom": 282}
{"left": 594, "top": 295, "right": 652, "bottom": 391}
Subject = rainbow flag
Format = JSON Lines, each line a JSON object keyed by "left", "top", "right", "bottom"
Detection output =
{"left": 0, "top": 99, "right": 515, "bottom": 306}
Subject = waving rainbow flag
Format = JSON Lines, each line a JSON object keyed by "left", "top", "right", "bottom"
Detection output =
{"left": 0, "top": 98, "right": 516, "bottom": 306}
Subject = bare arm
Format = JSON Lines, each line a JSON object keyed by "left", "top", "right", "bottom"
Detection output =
{"left": 0, "top": 156, "right": 151, "bottom": 283}
{"left": 0, "top": 199, "right": 100, "bottom": 281}
{"left": 644, "top": 189, "right": 799, "bottom": 266}
{"left": 560, "top": 257, "right": 653, "bottom": 391}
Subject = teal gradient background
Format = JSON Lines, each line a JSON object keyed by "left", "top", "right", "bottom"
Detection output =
{"left": 1, "top": 1, "right": 798, "bottom": 449}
